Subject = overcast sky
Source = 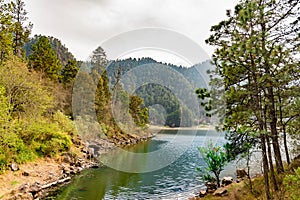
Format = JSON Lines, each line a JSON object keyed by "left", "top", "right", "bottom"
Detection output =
{"left": 25, "top": 0, "right": 239, "bottom": 66}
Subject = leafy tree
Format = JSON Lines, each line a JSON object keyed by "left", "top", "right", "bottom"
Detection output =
{"left": 198, "top": 142, "right": 229, "bottom": 187}
{"left": 28, "top": 36, "right": 62, "bottom": 81}
{"left": 90, "top": 46, "right": 108, "bottom": 71}
{"left": 0, "top": 56, "right": 53, "bottom": 118}
{"left": 11, "top": 0, "right": 32, "bottom": 57}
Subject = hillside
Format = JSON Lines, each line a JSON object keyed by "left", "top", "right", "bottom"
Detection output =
{"left": 106, "top": 58, "right": 214, "bottom": 127}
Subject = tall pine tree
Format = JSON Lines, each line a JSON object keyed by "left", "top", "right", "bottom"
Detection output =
{"left": 11, "top": 0, "right": 32, "bottom": 58}
{"left": 205, "top": 0, "right": 299, "bottom": 199}
{"left": 28, "top": 36, "right": 62, "bottom": 81}
{"left": 0, "top": 0, "right": 13, "bottom": 64}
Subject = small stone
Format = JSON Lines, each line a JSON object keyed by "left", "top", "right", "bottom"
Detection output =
{"left": 205, "top": 182, "right": 218, "bottom": 190}
{"left": 10, "top": 163, "right": 19, "bottom": 171}
{"left": 222, "top": 176, "right": 233, "bottom": 186}
{"left": 213, "top": 188, "right": 227, "bottom": 196}
{"left": 63, "top": 153, "right": 73, "bottom": 163}
{"left": 207, "top": 189, "right": 216, "bottom": 193}
{"left": 30, "top": 182, "right": 41, "bottom": 193}
{"left": 22, "top": 171, "right": 30, "bottom": 176}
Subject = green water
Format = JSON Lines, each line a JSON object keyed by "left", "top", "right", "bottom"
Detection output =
{"left": 53, "top": 130, "right": 226, "bottom": 199}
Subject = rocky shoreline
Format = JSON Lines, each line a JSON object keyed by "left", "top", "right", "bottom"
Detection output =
{"left": 0, "top": 132, "right": 155, "bottom": 200}
{"left": 0, "top": 143, "right": 99, "bottom": 200}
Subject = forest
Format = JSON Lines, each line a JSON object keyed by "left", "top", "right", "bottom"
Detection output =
{"left": 0, "top": 0, "right": 300, "bottom": 199}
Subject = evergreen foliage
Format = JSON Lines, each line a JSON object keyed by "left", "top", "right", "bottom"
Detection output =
{"left": 28, "top": 36, "right": 62, "bottom": 81}
{"left": 203, "top": 0, "right": 300, "bottom": 198}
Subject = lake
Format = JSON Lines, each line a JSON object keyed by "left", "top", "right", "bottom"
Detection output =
{"left": 53, "top": 129, "right": 235, "bottom": 200}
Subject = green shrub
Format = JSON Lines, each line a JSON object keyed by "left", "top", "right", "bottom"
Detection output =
{"left": 0, "top": 127, "right": 36, "bottom": 172}
{"left": 283, "top": 167, "right": 300, "bottom": 199}
{"left": 53, "top": 111, "right": 77, "bottom": 136}
{"left": 24, "top": 121, "right": 72, "bottom": 157}
{"left": 198, "top": 141, "right": 229, "bottom": 187}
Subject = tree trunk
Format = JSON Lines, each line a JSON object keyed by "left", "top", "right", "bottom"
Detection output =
{"left": 266, "top": 135, "right": 278, "bottom": 191}
{"left": 279, "top": 92, "right": 290, "bottom": 165}
{"left": 267, "top": 86, "right": 284, "bottom": 173}
{"left": 282, "top": 125, "right": 290, "bottom": 165}
{"left": 214, "top": 172, "right": 220, "bottom": 187}
{"left": 261, "top": 134, "right": 272, "bottom": 200}
{"left": 246, "top": 149, "right": 253, "bottom": 193}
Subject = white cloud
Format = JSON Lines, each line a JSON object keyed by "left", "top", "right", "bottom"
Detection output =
{"left": 25, "top": 0, "right": 238, "bottom": 63}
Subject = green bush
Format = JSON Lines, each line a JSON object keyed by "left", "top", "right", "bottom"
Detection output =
{"left": 0, "top": 116, "right": 73, "bottom": 172}
{"left": 283, "top": 167, "right": 300, "bottom": 199}
{"left": 198, "top": 141, "right": 229, "bottom": 187}
{"left": 24, "top": 120, "right": 72, "bottom": 157}
{"left": 0, "top": 127, "right": 36, "bottom": 172}
{"left": 53, "top": 111, "right": 77, "bottom": 136}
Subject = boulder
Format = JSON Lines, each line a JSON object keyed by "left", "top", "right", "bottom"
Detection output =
{"left": 205, "top": 182, "right": 217, "bottom": 193}
{"left": 236, "top": 169, "right": 247, "bottom": 179}
{"left": 221, "top": 176, "right": 233, "bottom": 186}
{"left": 199, "top": 190, "right": 207, "bottom": 197}
{"left": 10, "top": 163, "right": 19, "bottom": 171}
{"left": 213, "top": 188, "right": 227, "bottom": 196}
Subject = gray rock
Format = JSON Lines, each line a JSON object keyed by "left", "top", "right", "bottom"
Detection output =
{"left": 213, "top": 188, "right": 227, "bottom": 196}
{"left": 30, "top": 182, "right": 41, "bottom": 193}
{"left": 199, "top": 190, "right": 207, "bottom": 197}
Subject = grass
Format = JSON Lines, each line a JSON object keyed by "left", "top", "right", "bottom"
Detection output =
{"left": 10, "top": 180, "right": 19, "bottom": 186}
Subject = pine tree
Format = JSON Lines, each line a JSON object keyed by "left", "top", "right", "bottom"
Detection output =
{"left": 205, "top": 0, "right": 299, "bottom": 199}
{"left": 28, "top": 36, "right": 62, "bottom": 81}
{"left": 61, "top": 59, "right": 78, "bottom": 84}
{"left": 0, "top": 0, "right": 13, "bottom": 64}
{"left": 11, "top": 0, "right": 32, "bottom": 58}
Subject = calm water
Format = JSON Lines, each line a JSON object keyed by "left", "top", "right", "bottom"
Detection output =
{"left": 54, "top": 130, "right": 229, "bottom": 200}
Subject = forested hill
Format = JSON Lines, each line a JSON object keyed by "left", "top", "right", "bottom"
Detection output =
{"left": 106, "top": 57, "right": 213, "bottom": 89}
{"left": 25, "top": 35, "right": 77, "bottom": 66}
{"left": 106, "top": 58, "right": 214, "bottom": 127}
